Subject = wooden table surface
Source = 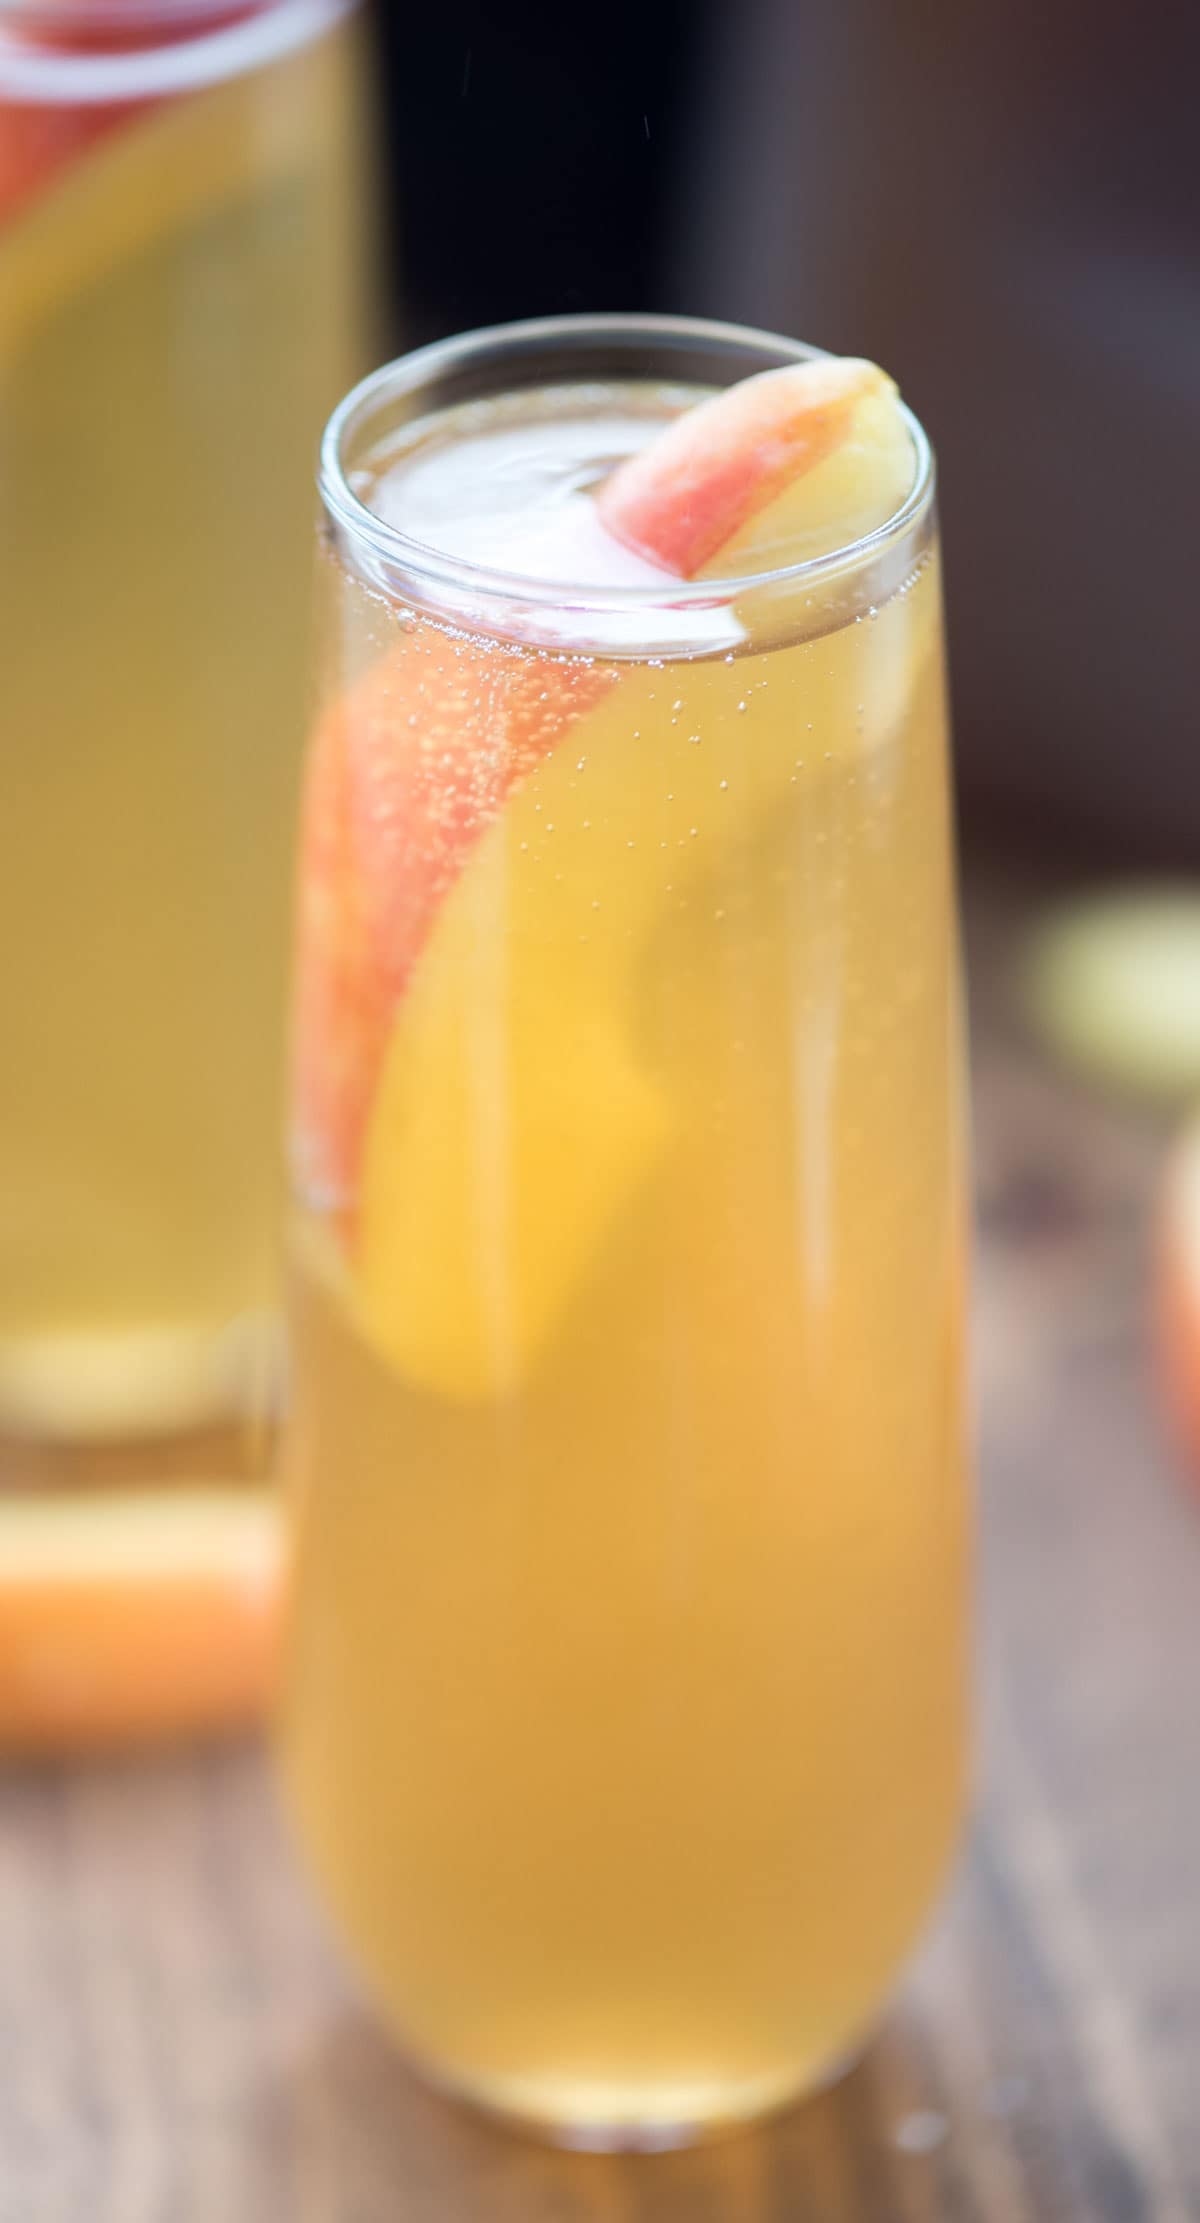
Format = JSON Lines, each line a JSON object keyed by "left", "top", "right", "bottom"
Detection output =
{"left": 3, "top": 881, "right": 1199, "bottom": 2223}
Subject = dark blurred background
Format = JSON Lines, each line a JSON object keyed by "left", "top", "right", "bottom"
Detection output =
{"left": 374, "top": 0, "right": 1200, "bottom": 867}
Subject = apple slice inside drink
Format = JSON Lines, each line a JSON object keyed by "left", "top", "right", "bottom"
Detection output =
{"left": 0, "top": 3, "right": 272, "bottom": 229}
{"left": 291, "top": 633, "right": 611, "bottom": 1203}
{"left": 0, "top": 6, "right": 188, "bottom": 230}
{"left": 0, "top": 104, "right": 129, "bottom": 228}
{"left": 304, "top": 359, "right": 920, "bottom": 1396}
{"left": 0, "top": 7, "right": 309, "bottom": 354}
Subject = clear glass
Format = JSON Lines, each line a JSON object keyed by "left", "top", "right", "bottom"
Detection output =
{"left": 0, "top": 0, "right": 373, "bottom": 1479}
{"left": 280, "top": 314, "right": 970, "bottom": 2149}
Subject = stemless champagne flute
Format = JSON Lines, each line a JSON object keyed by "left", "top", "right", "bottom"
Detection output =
{"left": 281, "top": 315, "right": 969, "bottom": 2149}
{"left": 0, "top": 0, "right": 373, "bottom": 1475}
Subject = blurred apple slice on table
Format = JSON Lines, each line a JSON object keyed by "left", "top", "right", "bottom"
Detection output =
{"left": 1023, "top": 890, "right": 1200, "bottom": 1105}
{"left": 1020, "top": 888, "right": 1200, "bottom": 1497}
{"left": 0, "top": 1487, "right": 281, "bottom": 1755}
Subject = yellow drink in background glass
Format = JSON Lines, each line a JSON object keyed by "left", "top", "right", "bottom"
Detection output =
{"left": 0, "top": 0, "right": 371, "bottom": 1464}
{"left": 281, "top": 318, "right": 969, "bottom": 2147}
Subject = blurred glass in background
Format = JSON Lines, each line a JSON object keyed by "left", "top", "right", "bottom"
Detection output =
{"left": 6, "top": 0, "right": 1190, "bottom": 1491}
{"left": 0, "top": 0, "right": 374, "bottom": 1483}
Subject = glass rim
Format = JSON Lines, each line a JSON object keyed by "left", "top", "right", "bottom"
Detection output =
{"left": 0, "top": 0, "right": 269, "bottom": 19}
{"left": 319, "top": 312, "right": 937, "bottom": 616}
{"left": 0, "top": 0, "right": 353, "bottom": 99}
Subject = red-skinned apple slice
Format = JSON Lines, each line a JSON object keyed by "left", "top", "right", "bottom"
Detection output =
{"left": 596, "top": 357, "right": 903, "bottom": 579}
{"left": 291, "top": 631, "right": 611, "bottom": 1201}
{"left": 294, "top": 354, "right": 912, "bottom": 1208}
{"left": 0, "top": 101, "right": 134, "bottom": 226}
{"left": 0, "top": 6, "right": 259, "bottom": 229}
{"left": 0, "top": 9, "right": 150, "bottom": 231}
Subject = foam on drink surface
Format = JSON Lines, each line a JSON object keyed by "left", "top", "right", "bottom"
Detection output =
{"left": 349, "top": 383, "right": 741, "bottom": 653}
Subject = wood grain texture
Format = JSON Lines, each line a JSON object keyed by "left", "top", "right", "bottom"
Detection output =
{"left": 2, "top": 878, "right": 1199, "bottom": 2222}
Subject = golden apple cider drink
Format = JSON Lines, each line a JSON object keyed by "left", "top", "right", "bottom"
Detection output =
{"left": 282, "top": 320, "right": 969, "bottom": 2145}
{"left": 0, "top": 0, "right": 370, "bottom": 1455}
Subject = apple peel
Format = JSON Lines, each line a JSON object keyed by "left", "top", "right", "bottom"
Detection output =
{"left": 291, "top": 633, "right": 611, "bottom": 1202}
{"left": 596, "top": 356, "right": 904, "bottom": 580}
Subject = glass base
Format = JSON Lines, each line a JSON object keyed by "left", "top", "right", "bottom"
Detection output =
{"left": 415, "top": 2040, "right": 866, "bottom": 2154}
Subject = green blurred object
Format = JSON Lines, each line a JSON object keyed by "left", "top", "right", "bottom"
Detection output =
{"left": 1023, "top": 889, "right": 1200, "bottom": 1104}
